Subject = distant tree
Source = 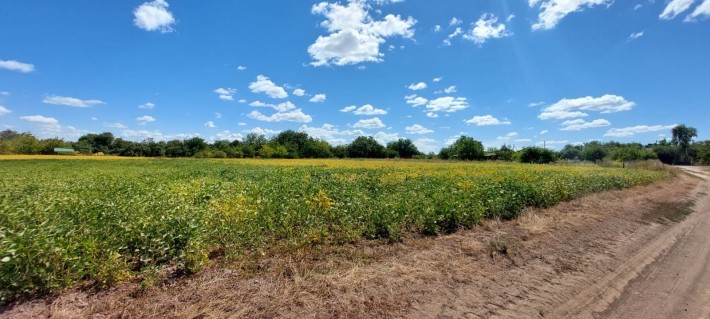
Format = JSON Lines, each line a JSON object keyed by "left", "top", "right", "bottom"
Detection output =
{"left": 303, "top": 139, "right": 333, "bottom": 158}
{"left": 0, "top": 129, "right": 20, "bottom": 140}
{"left": 608, "top": 145, "right": 656, "bottom": 162}
{"left": 243, "top": 133, "right": 268, "bottom": 151}
{"left": 519, "top": 147, "right": 556, "bottom": 164}
{"left": 451, "top": 136, "right": 484, "bottom": 160}
{"left": 40, "top": 138, "right": 70, "bottom": 155}
{"left": 672, "top": 124, "right": 697, "bottom": 162}
{"left": 347, "top": 136, "right": 386, "bottom": 158}
{"left": 332, "top": 145, "right": 348, "bottom": 158}
{"left": 495, "top": 144, "right": 515, "bottom": 161}
{"left": 386, "top": 138, "right": 420, "bottom": 158}
{"left": 273, "top": 130, "right": 309, "bottom": 158}
{"left": 559, "top": 144, "right": 582, "bottom": 160}
{"left": 581, "top": 141, "right": 607, "bottom": 162}
{"left": 184, "top": 137, "right": 208, "bottom": 156}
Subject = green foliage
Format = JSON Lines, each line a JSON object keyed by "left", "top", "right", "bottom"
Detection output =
{"left": 581, "top": 141, "right": 607, "bottom": 162}
{"left": 439, "top": 136, "right": 484, "bottom": 160}
{"left": 519, "top": 147, "right": 556, "bottom": 164}
{"left": 608, "top": 145, "right": 656, "bottom": 162}
{"left": 559, "top": 144, "right": 582, "bottom": 160}
{"left": 347, "top": 136, "right": 386, "bottom": 158}
{"left": 386, "top": 138, "right": 421, "bottom": 158}
{"left": 0, "top": 159, "right": 668, "bottom": 302}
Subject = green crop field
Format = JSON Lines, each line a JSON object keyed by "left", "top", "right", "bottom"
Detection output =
{"left": 0, "top": 158, "right": 668, "bottom": 302}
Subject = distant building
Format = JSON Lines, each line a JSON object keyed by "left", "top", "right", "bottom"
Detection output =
{"left": 53, "top": 148, "right": 75, "bottom": 155}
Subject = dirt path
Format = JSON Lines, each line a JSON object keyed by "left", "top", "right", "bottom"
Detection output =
{"left": 2, "top": 168, "right": 708, "bottom": 318}
{"left": 554, "top": 166, "right": 710, "bottom": 319}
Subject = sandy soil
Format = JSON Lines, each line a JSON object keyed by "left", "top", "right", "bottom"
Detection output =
{"left": 1, "top": 168, "right": 708, "bottom": 318}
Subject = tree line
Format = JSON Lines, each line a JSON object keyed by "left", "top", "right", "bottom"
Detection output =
{"left": 1, "top": 124, "right": 708, "bottom": 164}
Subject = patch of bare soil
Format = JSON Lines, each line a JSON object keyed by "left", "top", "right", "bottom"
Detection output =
{"left": 1, "top": 171, "right": 706, "bottom": 319}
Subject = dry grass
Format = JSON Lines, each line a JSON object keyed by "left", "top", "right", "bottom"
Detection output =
{"left": 0, "top": 155, "right": 150, "bottom": 160}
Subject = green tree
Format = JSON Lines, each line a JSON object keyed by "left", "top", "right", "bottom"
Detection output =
{"left": 581, "top": 141, "right": 607, "bottom": 162}
{"left": 347, "top": 136, "right": 386, "bottom": 158}
{"left": 559, "top": 144, "right": 582, "bottom": 160}
{"left": 672, "top": 124, "right": 697, "bottom": 162}
{"left": 450, "top": 136, "right": 484, "bottom": 160}
{"left": 386, "top": 138, "right": 420, "bottom": 158}
{"left": 519, "top": 147, "right": 556, "bottom": 164}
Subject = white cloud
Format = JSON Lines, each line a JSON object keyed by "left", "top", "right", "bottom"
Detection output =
{"left": 249, "top": 127, "right": 281, "bottom": 135}
{"left": 373, "top": 131, "right": 400, "bottom": 144}
{"left": 634, "top": 4, "right": 643, "bottom": 10}
{"left": 464, "top": 115, "right": 511, "bottom": 126}
{"left": 0, "top": 105, "right": 11, "bottom": 116}
{"left": 463, "top": 13, "right": 511, "bottom": 44}
{"left": 20, "top": 115, "right": 58, "bottom": 125}
{"left": 121, "top": 130, "right": 200, "bottom": 142}
{"left": 659, "top": 0, "right": 695, "bottom": 19}
{"left": 248, "top": 109, "right": 312, "bottom": 123}
{"left": 204, "top": 121, "right": 216, "bottom": 128}
{"left": 353, "top": 104, "right": 387, "bottom": 115}
{"left": 686, "top": 0, "right": 710, "bottom": 21}
{"left": 414, "top": 138, "right": 438, "bottom": 153}
{"left": 43, "top": 95, "right": 105, "bottom": 108}
{"left": 426, "top": 112, "right": 439, "bottom": 118}
{"left": 106, "top": 122, "right": 126, "bottom": 129}
{"left": 249, "top": 75, "right": 288, "bottom": 99}
{"left": 538, "top": 94, "right": 634, "bottom": 120}
{"left": 138, "top": 102, "right": 155, "bottom": 109}
{"left": 214, "top": 87, "right": 237, "bottom": 101}
{"left": 238, "top": 122, "right": 247, "bottom": 126}
{"left": 540, "top": 129, "right": 549, "bottom": 135}
{"left": 293, "top": 89, "right": 306, "bottom": 96}
{"left": 0, "top": 59, "right": 34, "bottom": 73}
{"left": 250, "top": 100, "right": 297, "bottom": 112}
{"left": 211, "top": 130, "right": 243, "bottom": 141}
{"left": 215, "top": 112, "right": 222, "bottom": 119}
{"left": 298, "top": 123, "right": 364, "bottom": 144}
{"left": 309, "top": 93, "right": 327, "bottom": 103}
{"left": 136, "top": 115, "right": 156, "bottom": 125}
{"left": 238, "top": 99, "right": 247, "bottom": 103}
{"left": 444, "top": 27, "right": 463, "bottom": 45}
{"left": 426, "top": 96, "right": 469, "bottom": 113}
{"left": 560, "top": 118, "right": 611, "bottom": 130}
{"left": 515, "top": 138, "right": 533, "bottom": 142}
{"left": 91, "top": 117, "right": 98, "bottom": 121}
{"left": 628, "top": 31, "right": 644, "bottom": 40}
{"left": 340, "top": 105, "right": 357, "bottom": 112}
{"left": 450, "top": 17, "right": 462, "bottom": 26}
{"left": 408, "top": 82, "right": 428, "bottom": 90}
{"left": 604, "top": 124, "right": 676, "bottom": 137}
{"left": 353, "top": 117, "right": 386, "bottom": 129}
{"left": 405, "top": 94, "right": 428, "bottom": 107}
{"left": 133, "top": 0, "right": 175, "bottom": 33}
{"left": 434, "top": 25, "right": 442, "bottom": 32}
{"left": 497, "top": 132, "right": 519, "bottom": 141}
{"left": 528, "top": 101, "right": 545, "bottom": 107}
{"left": 308, "top": 1, "right": 416, "bottom": 66}
{"left": 530, "top": 0, "right": 611, "bottom": 31}
{"left": 432, "top": 77, "right": 443, "bottom": 82}
{"left": 443, "top": 86, "right": 457, "bottom": 94}
{"left": 237, "top": 65, "right": 247, "bottom": 71}
{"left": 405, "top": 124, "right": 434, "bottom": 134}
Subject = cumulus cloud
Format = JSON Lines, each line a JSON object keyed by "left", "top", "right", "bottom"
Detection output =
{"left": 405, "top": 124, "right": 434, "bottom": 134}
{"left": 450, "top": 17, "right": 462, "bottom": 26}
{"left": 249, "top": 127, "right": 281, "bottom": 135}
{"left": 20, "top": 115, "right": 58, "bottom": 125}
{"left": 340, "top": 105, "right": 357, "bottom": 112}
{"left": 530, "top": 0, "right": 611, "bottom": 31}
{"left": 308, "top": 1, "right": 416, "bottom": 66}
{"left": 405, "top": 94, "right": 428, "bottom": 107}
{"left": 204, "top": 121, "right": 216, "bottom": 128}
{"left": 560, "top": 118, "right": 611, "bottom": 130}
{"left": 604, "top": 124, "right": 676, "bottom": 137}
{"left": 298, "top": 123, "right": 364, "bottom": 145}
{"left": 0, "top": 105, "right": 11, "bottom": 116}
{"left": 432, "top": 77, "right": 443, "bottom": 82}
{"left": 426, "top": 96, "right": 469, "bottom": 113}
{"left": 353, "top": 117, "right": 386, "bottom": 129}
{"left": 133, "top": 0, "right": 175, "bottom": 33}
{"left": 659, "top": 0, "right": 695, "bottom": 19}
{"left": 0, "top": 59, "right": 35, "bottom": 73}
{"left": 540, "top": 129, "right": 549, "bottom": 135}
{"left": 408, "top": 82, "right": 427, "bottom": 90}
{"left": 215, "top": 87, "right": 237, "bottom": 101}
{"left": 353, "top": 104, "right": 387, "bottom": 115}
{"left": 414, "top": 138, "right": 438, "bottom": 153}
{"left": 309, "top": 93, "right": 327, "bottom": 103}
{"left": 685, "top": 0, "right": 710, "bottom": 21}
{"left": 237, "top": 65, "right": 247, "bottom": 71}
{"left": 248, "top": 109, "right": 312, "bottom": 123}
{"left": 249, "top": 75, "right": 288, "bottom": 99}
{"left": 136, "top": 115, "right": 156, "bottom": 125}
{"left": 463, "top": 13, "right": 511, "bottom": 44}
{"left": 43, "top": 95, "right": 105, "bottom": 108}
{"left": 250, "top": 100, "right": 297, "bottom": 112}
{"left": 293, "top": 89, "right": 306, "bottom": 96}
{"left": 106, "top": 122, "right": 126, "bottom": 129}
{"left": 538, "top": 94, "right": 635, "bottom": 120}
{"left": 138, "top": 102, "right": 155, "bottom": 109}
{"left": 464, "top": 115, "right": 511, "bottom": 126}
{"left": 426, "top": 112, "right": 439, "bottom": 118}
{"left": 121, "top": 130, "right": 200, "bottom": 142}
{"left": 529, "top": 101, "right": 545, "bottom": 107}
{"left": 443, "top": 86, "right": 457, "bottom": 94}
{"left": 373, "top": 131, "right": 400, "bottom": 144}
{"left": 497, "top": 132, "right": 519, "bottom": 141}
{"left": 211, "top": 130, "right": 243, "bottom": 141}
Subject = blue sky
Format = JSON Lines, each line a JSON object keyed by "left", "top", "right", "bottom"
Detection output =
{"left": 1, "top": 0, "right": 709, "bottom": 153}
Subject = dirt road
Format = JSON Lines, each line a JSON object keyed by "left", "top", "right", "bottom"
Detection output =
{"left": 555, "top": 166, "right": 710, "bottom": 318}
{"left": 3, "top": 168, "right": 709, "bottom": 318}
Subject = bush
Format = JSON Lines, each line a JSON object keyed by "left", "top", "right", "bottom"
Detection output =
{"left": 519, "top": 147, "right": 556, "bottom": 164}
